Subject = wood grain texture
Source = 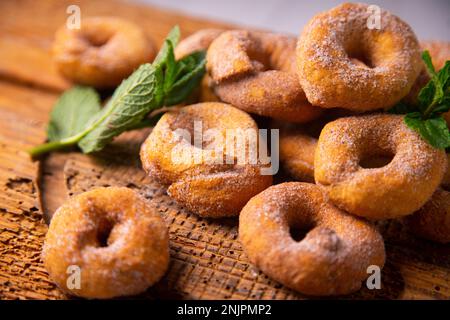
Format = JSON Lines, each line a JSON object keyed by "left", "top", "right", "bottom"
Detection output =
{"left": 0, "top": 0, "right": 449, "bottom": 300}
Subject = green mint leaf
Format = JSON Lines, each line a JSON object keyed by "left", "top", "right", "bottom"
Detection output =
{"left": 78, "top": 63, "right": 164, "bottom": 153}
{"left": 418, "top": 81, "right": 436, "bottom": 111}
{"left": 164, "top": 51, "right": 206, "bottom": 106}
{"left": 404, "top": 114, "right": 450, "bottom": 149}
{"left": 419, "top": 52, "right": 450, "bottom": 118}
{"left": 422, "top": 50, "right": 436, "bottom": 76}
{"left": 438, "top": 61, "right": 450, "bottom": 91}
{"left": 163, "top": 40, "right": 179, "bottom": 94}
{"left": 47, "top": 86, "right": 101, "bottom": 141}
{"left": 153, "top": 26, "right": 180, "bottom": 66}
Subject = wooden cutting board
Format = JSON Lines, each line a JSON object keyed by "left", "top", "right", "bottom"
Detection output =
{"left": 0, "top": 0, "right": 449, "bottom": 300}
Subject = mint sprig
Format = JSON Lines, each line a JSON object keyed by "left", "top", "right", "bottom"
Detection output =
{"left": 28, "top": 26, "right": 206, "bottom": 158}
{"left": 390, "top": 51, "right": 450, "bottom": 149}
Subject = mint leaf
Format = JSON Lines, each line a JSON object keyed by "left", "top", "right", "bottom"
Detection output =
{"left": 422, "top": 50, "right": 436, "bottom": 76}
{"left": 78, "top": 63, "right": 164, "bottom": 153}
{"left": 164, "top": 51, "right": 206, "bottom": 106}
{"left": 28, "top": 25, "right": 206, "bottom": 158}
{"left": 47, "top": 86, "right": 101, "bottom": 141}
{"left": 404, "top": 114, "right": 450, "bottom": 149}
{"left": 154, "top": 26, "right": 180, "bottom": 66}
{"left": 438, "top": 61, "right": 450, "bottom": 91}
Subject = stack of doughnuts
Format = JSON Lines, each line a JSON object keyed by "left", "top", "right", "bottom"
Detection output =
{"left": 44, "top": 2, "right": 450, "bottom": 299}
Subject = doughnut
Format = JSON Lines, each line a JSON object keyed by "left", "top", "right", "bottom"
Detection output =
{"left": 404, "top": 188, "right": 450, "bottom": 244}
{"left": 206, "top": 30, "right": 322, "bottom": 123}
{"left": 42, "top": 187, "right": 169, "bottom": 299}
{"left": 53, "top": 17, "right": 157, "bottom": 88}
{"left": 314, "top": 114, "right": 447, "bottom": 220}
{"left": 297, "top": 3, "right": 422, "bottom": 111}
{"left": 175, "top": 29, "right": 225, "bottom": 102}
{"left": 239, "top": 182, "right": 385, "bottom": 296}
{"left": 140, "top": 102, "right": 272, "bottom": 217}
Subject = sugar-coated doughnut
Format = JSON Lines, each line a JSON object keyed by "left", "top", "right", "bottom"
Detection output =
{"left": 239, "top": 182, "right": 385, "bottom": 296}
{"left": 297, "top": 3, "right": 422, "bottom": 111}
{"left": 207, "top": 30, "right": 322, "bottom": 122}
{"left": 53, "top": 17, "right": 156, "bottom": 88}
{"left": 404, "top": 188, "right": 450, "bottom": 244}
{"left": 42, "top": 187, "right": 169, "bottom": 299}
{"left": 315, "top": 114, "right": 447, "bottom": 220}
{"left": 140, "top": 102, "right": 272, "bottom": 217}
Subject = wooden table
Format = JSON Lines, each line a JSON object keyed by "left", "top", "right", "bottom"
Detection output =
{"left": 0, "top": 0, "right": 449, "bottom": 300}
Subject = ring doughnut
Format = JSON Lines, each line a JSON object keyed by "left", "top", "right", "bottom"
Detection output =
{"left": 53, "top": 17, "right": 157, "bottom": 88}
{"left": 42, "top": 187, "right": 169, "bottom": 299}
{"left": 404, "top": 188, "right": 450, "bottom": 244}
{"left": 140, "top": 102, "right": 272, "bottom": 217}
{"left": 239, "top": 182, "right": 385, "bottom": 296}
{"left": 314, "top": 114, "right": 447, "bottom": 220}
{"left": 175, "top": 29, "right": 225, "bottom": 102}
{"left": 207, "top": 30, "right": 322, "bottom": 122}
{"left": 297, "top": 3, "right": 422, "bottom": 111}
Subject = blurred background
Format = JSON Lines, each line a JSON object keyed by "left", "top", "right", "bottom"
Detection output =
{"left": 138, "top": 0, "right": 450, "bottom": 40}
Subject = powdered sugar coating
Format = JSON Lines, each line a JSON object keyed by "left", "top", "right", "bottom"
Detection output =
{"left": 42, "top": 187, "right": 169, "bottom": 299}
{"left": 207, "top": 30, "right": 322, "bottom": 122}
{"left": 140, "top": 102, "right": 272, "bottom": 217}
{"left": 239, "top": 182, "right": 385, "bottom": 296}
{"left": 315, "top": 114, "right": 447, "bottom": 220}
{"left": 297, "top": 2, "right": 422, "bottom": 111}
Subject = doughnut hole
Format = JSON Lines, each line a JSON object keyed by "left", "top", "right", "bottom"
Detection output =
{"left": 96, "top": 218, "right": 115, "bottom": 247}
{"left": 359, "top": 152, "right": 395, "bottom": 169}
{"left": 84, "top": 33, "right": 111, "bottom": 47}
{"left": 289, "top": 224, "right": 314, "bottom": 242}
{"left": 167, "top": 104, "right": 258, "bottom": 161}
{"left": 286, "top": 201, "right": 317, "bottom": 243}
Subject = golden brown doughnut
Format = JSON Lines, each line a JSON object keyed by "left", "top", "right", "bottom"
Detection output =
{"left": 239, "top": 182, "right": 385, "bottom": 296}
{"left": 315, "top": 114, "right": 447, "bottom": 220}
{"left": 297, "top": 3, "right": 422, "bottom": 111}
{"left": 404, "top": 188, "right": 450, "bottom": 244}
{"left": 140, "top": 102, "right": 272, "bottom": 217}
{"left": 207, "top": 30, "right": 322, "bottom": 122}
{"left": 42, "top": 187, "right": 169, "bottom": 299}
{"left": 53, "top": 17, "right": 156, "bottom": 88}
{"left": 175, "top": 29, "right": 225, "bottom": 102}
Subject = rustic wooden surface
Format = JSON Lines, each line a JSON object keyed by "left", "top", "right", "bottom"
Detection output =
{"left": 0, "top": 0, "right": 449, "bottom": 300}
